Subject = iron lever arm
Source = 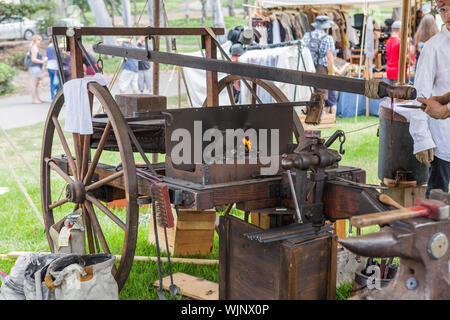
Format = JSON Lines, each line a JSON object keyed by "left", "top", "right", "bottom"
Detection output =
{"left": 92, "top": 43, "right": 417, "bottom": 100}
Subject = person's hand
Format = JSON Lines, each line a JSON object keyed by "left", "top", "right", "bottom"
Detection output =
{"left": 415, "top": 148, "right": 434, "bottom": 167}
{"left": 418, "top": 97, "right": 449, "bottom": 119}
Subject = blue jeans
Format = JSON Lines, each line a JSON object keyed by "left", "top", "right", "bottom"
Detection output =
{"left": 426, "top": 156, "right": 450, "bottom": 198}
{"left": 48, "top": 69, "right": 61, "bottom": 100}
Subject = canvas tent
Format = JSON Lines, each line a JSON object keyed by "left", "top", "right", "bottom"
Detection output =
{"left": 259, "top": 0, "right": 414, "bottom": 9}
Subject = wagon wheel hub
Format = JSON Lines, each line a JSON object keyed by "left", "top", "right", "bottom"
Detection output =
{"left": 65, "top": 181, "right": 86, "bottom": 204}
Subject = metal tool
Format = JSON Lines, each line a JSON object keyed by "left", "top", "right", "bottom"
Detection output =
{"left": 286, "top": 169, "right": 303, "bottom": 223}
{"left": 350, "top": 198, "right": 449, "bottom": 228}
{"left": 244, "top": 222, "right": 334, "bottom": 243}
{"left": 151, "top": 200, "right": 166, "bottom": 300}
{"left": 339, "top": 206, "right": 450, "bottom": 299}
{"left": 395, "top": 104, "right": 426, "bottom": 110}
{"left": 152, "top": 183, "right": 180, "bottom": 297}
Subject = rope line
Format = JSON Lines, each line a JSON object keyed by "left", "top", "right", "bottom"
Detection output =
{"left": 322, "top": 122, "right": 378, "bottom": 139}
{"left": 0, "top": 127, "right": 39, "bottom": 183}
{"left": 0, "top": 148, "right": 44, "bottom": 226}
{"left": 108, "top": 0, "right": 150, "bottom": 91}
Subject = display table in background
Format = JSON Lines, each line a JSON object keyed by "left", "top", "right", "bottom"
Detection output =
{"left": 336, "top": 77, "right": 414, "bottom": 118}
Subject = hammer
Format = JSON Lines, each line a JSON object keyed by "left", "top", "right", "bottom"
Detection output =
{"left": 378, "top": 194, "right": 404, "bottom": 209}
{"left": 351, "top": 198, "right": 449, "bottom": 228}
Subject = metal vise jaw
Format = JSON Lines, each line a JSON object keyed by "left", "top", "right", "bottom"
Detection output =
{"left": 339, "top": 200, "right": 450, "bottom": 299}
{"left": 282, "top": 135, "right": 342, "bottom": 226}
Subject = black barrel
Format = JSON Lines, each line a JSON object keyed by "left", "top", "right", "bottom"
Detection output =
{"left": 377, "top": 102, "right": 429, "bottom": 184}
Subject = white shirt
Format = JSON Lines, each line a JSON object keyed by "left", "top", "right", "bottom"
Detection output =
{"left": 408, "top": 26, "right": 450, "bottom": 161}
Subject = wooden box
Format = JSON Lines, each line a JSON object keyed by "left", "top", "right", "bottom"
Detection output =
{"left": 381, "top": 185, "right": 427, "bottom": 208}
{"left": 148, "top": 207, "right": 216, "bottom": 256}
{"left": 115, "top": 94, "right": 166, "bottom": 117}
{"left": 219, "top": 215, "right": 337, "bottom": 300}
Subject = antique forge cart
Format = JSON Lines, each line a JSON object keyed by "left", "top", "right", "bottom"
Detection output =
{"left": 41, "top": 26, "right": 417, "bottom": 294}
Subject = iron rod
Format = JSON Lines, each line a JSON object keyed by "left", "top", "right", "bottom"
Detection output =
{"left": 92, "top": 42, "right": 416, "bottom": 100}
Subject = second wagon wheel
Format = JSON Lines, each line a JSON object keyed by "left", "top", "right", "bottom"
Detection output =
{"left": 204, "top": 75, "right": 305, "bottom": 140}
{"left": 40, "top": 82, "right": 138, "bottom": 291}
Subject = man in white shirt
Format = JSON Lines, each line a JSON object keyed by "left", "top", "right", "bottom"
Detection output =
{"left": 410, "top": 0, "right": 450, "bottom": 197}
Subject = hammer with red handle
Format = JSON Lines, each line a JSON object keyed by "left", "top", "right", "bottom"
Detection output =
{"left": 351, "top": 198, "right": 449, "bottom": 228}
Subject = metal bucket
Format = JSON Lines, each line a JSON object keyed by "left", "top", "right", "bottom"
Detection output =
{"left": 352, "top": 270, "right": 392, "bottom": 294}
{"left": 377, "top": 103, "right": 429, "bottom": 184}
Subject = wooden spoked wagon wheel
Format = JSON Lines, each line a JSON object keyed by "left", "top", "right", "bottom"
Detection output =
{"left": 206, "top": 75, "right": 304, "bottom": 141}
{"left": 203, "top": 75, "right": 290, "bottom": 106}
{"left": 40, "top": 82, "right": 138, "bottom": 291}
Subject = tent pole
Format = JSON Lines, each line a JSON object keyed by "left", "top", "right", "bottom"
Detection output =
{"left": 355, "top": 3, "right": 368, "bottom": 122}
{"left": 398, "top": 0, "right": 411, "bottom": 85}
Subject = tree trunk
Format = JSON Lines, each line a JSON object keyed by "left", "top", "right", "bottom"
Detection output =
{"left": 210, "top": 0, "right": 226, "bottom": 43}
{"left": 147, "top": 0, "right": 154, "bottom": 27}
{"left": 121, "top": 0, "right": 132, "bottom": 27}
{"left": 106, "top": 0, "right": 115, "bottom": 26}
{"left": 87, "top": 0, "right": 116, "bottom": 44}
{"left": 243, "top": 0, "right": 249, "bottom": 17}
{"left": 110, "top": 0, "right": 123, "bottom": 17}
{"left": 185, "top": 0, "right": 189, "bottom": 23}
{"left": 228, "top": 0, "right": 235, "bottom": 17}
{"left": 133, "top": 0, "right": 137, "bottom": 25}
{"left": 77, "top": 3, "right": 91, "bottom": 26}
{"left": 201, "top": 0, "right": 207, "bottom": 26}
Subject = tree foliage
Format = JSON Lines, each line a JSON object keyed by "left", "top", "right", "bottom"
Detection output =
{"left": 0, "top": 1, "right": 56, "bottom": 23}
{"left": 0, "top": 63, "right": 17, "bottom": 96}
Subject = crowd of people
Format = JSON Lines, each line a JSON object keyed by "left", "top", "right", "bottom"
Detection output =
{"left": 384, "top": 13, "right": 440, "bottom": 85}
{"left": 25, "top": 35, "right": 152, "bottom": 104}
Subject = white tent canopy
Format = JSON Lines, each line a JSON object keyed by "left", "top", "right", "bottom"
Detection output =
{"left": 259, "top": 0, "right": 414, "bottom": 9}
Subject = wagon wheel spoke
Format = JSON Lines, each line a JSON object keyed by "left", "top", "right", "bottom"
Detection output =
{"left": 226, "top": 83, "right": 236, "bottom": 105}
{"left": 83, "top": 121, "right": 112, "bottom": 185}
{"left": 46, "top": 158, "right": 74, "bottom": 185}
{"left": 85, "top": 170, "right": 124, "bottom": 192}
{"left": 72, "top": 133, "right": 83, "bottom": 181}
{"left": 82, "top": 203, "right": 96, "bottom": 254}
{"left": 86, "top": 193, "right": 126, "bottom": 231}
{"left": 80, "top": 135, "right": 91, "bottom": 181}
{"left": 84, "top": 200, "right": 111, "bottom": 254}
{"left": 48, "top": 197, "right": 69, "bottom": 210}
{"left": 52, "top": 116, "right": 79, "bottom": 181}
{"left": 251, "top": 81, "right": 258, "bottom": 104}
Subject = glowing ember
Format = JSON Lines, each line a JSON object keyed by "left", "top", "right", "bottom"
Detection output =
{"left": 242, "top": 137, "right": 251, "bottom": 150}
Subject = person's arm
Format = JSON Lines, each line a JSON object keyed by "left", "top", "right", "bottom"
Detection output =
{"left": 326, "top": 50, "right": 334, "bottom": 75}
{"left": 325, "top": 35, "right": 335, "bottom": 75}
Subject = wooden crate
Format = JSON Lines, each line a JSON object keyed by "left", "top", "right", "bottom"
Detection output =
{"left": 300, "top": 113, "right": 336, "bottom": 130}
{"left": 381, "top": 185, "right": 427, "bottom": 208}
{"left": 148, "top": 207, "right": 216, "bottom": 256}
{"left": 115, "top": 94, "right": 167, "bottom": 117}
{"left": 219, "top": 215, "right": 337, "bottom": 300}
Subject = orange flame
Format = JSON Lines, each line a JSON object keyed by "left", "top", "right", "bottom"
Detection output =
{"left": 242, "top": 137, "right": 251, "bottom": 150}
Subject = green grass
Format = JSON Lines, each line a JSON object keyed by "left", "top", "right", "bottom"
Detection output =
{"left": 322, "top": 115, "right": 380, "bottom": 185}
{"left": 0, "top": 111, "right": 382, "bottom": 300}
